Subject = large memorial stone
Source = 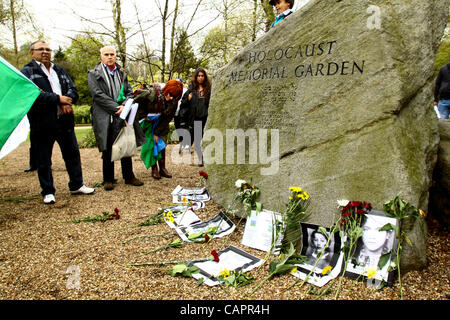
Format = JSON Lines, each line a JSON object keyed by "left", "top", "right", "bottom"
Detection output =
{"left": 203, "top": 0, "right": 448, "bottom": 271}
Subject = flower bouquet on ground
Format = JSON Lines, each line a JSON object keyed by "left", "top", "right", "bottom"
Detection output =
{"left": 334, "top": 200, "right": 372, "bottom": 298}
{"left": 277, "top": 187, "right": 311, "bottom": 254}
{"left": 382, "top": 196, "right": 426, "bottom": 299}
{"left": 234, "top": 179, "right": 262, "bottom": 217}
{"left": 69, "top": 208, "right": 121, "bottom": 224}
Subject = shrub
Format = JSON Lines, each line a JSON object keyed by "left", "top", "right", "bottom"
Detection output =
{"left": 73, "top": 105, "right": 91, "bottom": 125}
{"left": 78, "top": 129, "right": 97, "bottom": 149}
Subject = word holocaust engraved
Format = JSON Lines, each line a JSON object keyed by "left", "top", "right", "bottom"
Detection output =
{"left": 226, "top": 40, "right": 366, "bottom": 83}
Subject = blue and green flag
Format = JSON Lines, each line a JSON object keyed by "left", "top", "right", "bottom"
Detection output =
{"left": 0, "top": 56, "right": 40, "bottom": 157}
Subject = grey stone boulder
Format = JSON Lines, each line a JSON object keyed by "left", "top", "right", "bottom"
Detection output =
{"left": 203, "top": 0, "right": 449, "bottom": 271}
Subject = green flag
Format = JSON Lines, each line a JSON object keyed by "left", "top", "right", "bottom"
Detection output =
{"left": 0, "top": 56, "right": 40, "bottom": 152}
{"left": 117, "top": 84, "right": 126, "bottom": 104}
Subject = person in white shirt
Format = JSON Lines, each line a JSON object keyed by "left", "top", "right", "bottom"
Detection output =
{"left": 21, "top": 40, "right": 94, "bottom": 204}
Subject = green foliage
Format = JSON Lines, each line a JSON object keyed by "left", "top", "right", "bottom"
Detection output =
{"left": 218, "top": 270, "right": 255, "bottom": 288}
{"left": 167, "top": 264, "right": 200, "bottom": 277}
{"left": 78, "top": 128, "right": 97, "bottom": 149}
{"left": 435, "top": 37, "right": 450, "bottom": 76}
{"left": 73, "top": 105, "right": 91, "bottom": 124}
{"left": 187, "top": 226, "right": 218, "bottom": 242}
{"left": 199, "top": 12, "right": 255, "bottom": 71}
{"left": 65, "top": 34, "right": 105, "bottom": 105}
{"left": 138, "top": 209, "right": 165, "bottom": 226}
{"left": 171, "top": 28, "right": 199, "bottom": 79}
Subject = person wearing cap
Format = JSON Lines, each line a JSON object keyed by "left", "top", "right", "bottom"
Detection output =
{"left": 269, "top": 0, "right": 294, "bottom": 30}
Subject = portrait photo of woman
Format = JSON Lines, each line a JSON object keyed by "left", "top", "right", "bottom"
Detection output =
{"left": 345, "top": 211, "right": 398, "bottom": 285}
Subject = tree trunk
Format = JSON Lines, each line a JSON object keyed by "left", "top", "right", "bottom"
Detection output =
{"left": 111, "top": 0, "right": 127, "bottom": 69}
{"left": 10, "top": 0, "right": 19, "bottom": 67}
{"left": 260, "top": 0, "right": 275, "bottom": 32}
{"left": 161, "top": 0, "right": 169, "bottom": 83}
{"left": 168, "top": 0, "right": 179, "bottom": 80}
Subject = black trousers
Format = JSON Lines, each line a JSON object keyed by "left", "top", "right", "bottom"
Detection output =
{"left": 35, "top": 127, "right": 83, "bottom": 196}
{"left": 102, "top": 148, "right": 135, "bottom": 183}
{"left": 28, "top": 128, "right": 38, "bottom": 169}
{"left": 192, "top": 117, "right": 207, "bottom": 164}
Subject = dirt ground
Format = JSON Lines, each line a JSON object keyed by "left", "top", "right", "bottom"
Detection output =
{"left": 0, "top": 141, "right": 448, "bottom": 300}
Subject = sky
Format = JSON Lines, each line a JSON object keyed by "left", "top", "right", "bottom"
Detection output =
{"left": 23, "top": 0, "right": 311, "bottom": 52}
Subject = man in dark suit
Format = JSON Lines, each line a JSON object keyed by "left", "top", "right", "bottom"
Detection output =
{"left": 21, "top": 40, "right": 94, "bottom": 204}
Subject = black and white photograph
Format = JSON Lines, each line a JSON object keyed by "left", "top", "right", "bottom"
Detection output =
{"left": 300, "top": 223, "right": 342, "bottom": 272}
{"left": 291, "top": 223, "right": 345, "bottom": 287}
{"left": 171, "top": 185, "right": 211, "bottom": 203}
{"left": 176, "top": 211, "right": 235, "bottom": 243}
{"left": 345, "top": 211, "right": 398, "bottom": 285}
{"left": 188, "top": 245, "right": 263, "bottom": 287}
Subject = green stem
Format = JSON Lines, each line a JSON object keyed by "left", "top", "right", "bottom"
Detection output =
{"left": 314, "top": 283, "right": 333, "bottom": 300}
{"left": 128, "top": 260, "right": 187, "bottom": 267}
{"left": 285, "top": 224, "right": 338, "bottom": 292}
{"left": 397, "top": 241, "right": 403, "bottom": 300}
{"left": 122, "top": 233, "right": 171, "bottom": 245}
{"left": 249, "top": 273, "right": 274, "bottom": 296}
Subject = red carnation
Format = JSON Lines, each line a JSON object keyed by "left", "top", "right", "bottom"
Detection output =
{"left": 363, "top": 202, "right": 372, "bottom": 210}
{"left": 211, "top": 250, "right": 220, "bottom": 262}
{"left": 199, "top": 171, "right": 208, "bottom": 179}
{"left": 204, "top": 234, "right": 210, "bottom": 243}
{"left": 114, "top": 208, "right": 119, "bottom": 214}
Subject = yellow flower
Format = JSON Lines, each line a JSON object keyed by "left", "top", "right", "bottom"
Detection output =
{"left": 290, "top": 267, "right": 298, "bottom": 274}
{"left": 221, "top": 268, "right": 230, "bottom": 278}
{"left": 303, "top": 192, "right": 310, "bottom": 200}
{"left": 366, "top": 267, "right": 377, "bottom": 279}
{"left": 419, "top": 209, "right": 426, "bottom": 218}
{"left": 289, "top": 187, "right": 302, "bottom": 193}
{"left": 321, "top": 265, "right": 332, "bottom": 275}
{"left": 182, "top": 197, "right": 188, "bottom": 203}
{"left": 289, "top": 196, "right": 293, "bottom": 200}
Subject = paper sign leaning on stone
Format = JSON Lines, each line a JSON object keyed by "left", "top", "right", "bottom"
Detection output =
{"left": 241, "top": 209, "right": 284, "bottom": 255}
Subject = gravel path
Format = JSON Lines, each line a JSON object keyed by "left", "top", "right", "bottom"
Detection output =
{"left": 0, "top": 142, "right": 448, "bottom": 300}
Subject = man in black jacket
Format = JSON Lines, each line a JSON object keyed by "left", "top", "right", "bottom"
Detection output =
{"left": 434, "top": 62, "right": 450, "bottom": 119}
{"left": 21, "top": 40, "right": 94, "bottom": 204}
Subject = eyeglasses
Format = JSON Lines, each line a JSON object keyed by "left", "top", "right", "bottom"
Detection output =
{"left": 32, "top": 48, "right": 52, "bottom": 52}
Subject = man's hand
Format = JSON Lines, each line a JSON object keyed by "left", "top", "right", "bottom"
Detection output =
{"left": 59, "top": 95, "right": 73, "bottom": 106}
{"left": 188, "top": 93, "right": 193, "bottom": 101}
{"left": 434, "top": 101, "right": 438, "bottom": 107}
{"left": 115, "top": 105, "right": 124, "bottom": 115}
{"left": 61, "top": 105, "right": 73, "bottom": 114}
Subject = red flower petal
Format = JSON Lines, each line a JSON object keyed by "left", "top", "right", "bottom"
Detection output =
{"left": 211, "top": 250, "right": 220, "bottom": 262}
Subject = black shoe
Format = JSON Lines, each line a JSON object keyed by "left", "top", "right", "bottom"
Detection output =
{"left": 24, "top": 167, "right": 37, "bottom": 172}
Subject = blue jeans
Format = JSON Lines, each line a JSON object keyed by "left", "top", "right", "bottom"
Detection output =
{"left": 438, "top": 100, "right": 450, "bottom": 119}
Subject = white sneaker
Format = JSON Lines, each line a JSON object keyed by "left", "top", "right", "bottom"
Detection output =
{"left": 43, "top": 194, "right": 56, "bottom": 204}
{"left": 71, "top": 185, "right": 95, "bottom": 195}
